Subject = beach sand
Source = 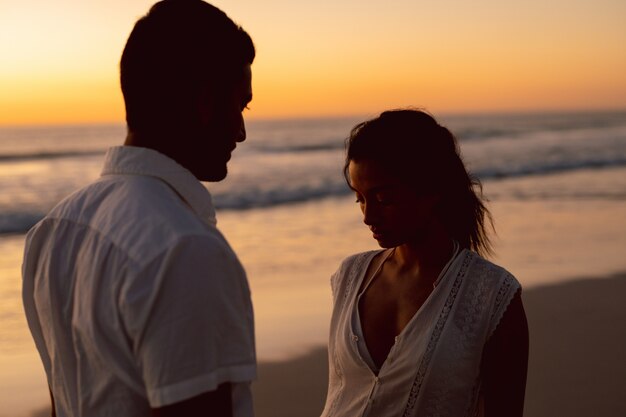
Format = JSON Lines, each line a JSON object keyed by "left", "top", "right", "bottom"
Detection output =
{"left": 523, "top": 273, "right": 626, "bottom": 417}
{"left": 251, "top": 273, "right": 626, "bottom": 417}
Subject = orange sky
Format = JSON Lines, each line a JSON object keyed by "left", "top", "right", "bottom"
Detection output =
{"left": 1, "top": 0, "right": 625, "bottom": 126}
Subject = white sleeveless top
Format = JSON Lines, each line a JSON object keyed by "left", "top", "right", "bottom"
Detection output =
{"left": 321, "top": 249, "right": 520, "bottom": 417}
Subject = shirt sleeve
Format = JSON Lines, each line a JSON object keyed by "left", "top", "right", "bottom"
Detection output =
{"left": 486, "top": 272, "right": 522, "bottom": 339}
{"left": 120, "top": 233, "right": 256, "bottom": 408}
{"left": 330, "top": 254, "right": 355, "bottom": 303}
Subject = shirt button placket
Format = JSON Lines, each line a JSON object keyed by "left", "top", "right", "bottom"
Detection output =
{"left": 364, "top": 375, "right": 380, "bottom": 415}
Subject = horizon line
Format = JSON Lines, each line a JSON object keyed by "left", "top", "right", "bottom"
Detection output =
{"left": 1, "top": 107, "right": 625, "bottom": 129}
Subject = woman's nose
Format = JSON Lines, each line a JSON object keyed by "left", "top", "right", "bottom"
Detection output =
{"left": 362, "top": 203, "right": 379, "bottom": 226}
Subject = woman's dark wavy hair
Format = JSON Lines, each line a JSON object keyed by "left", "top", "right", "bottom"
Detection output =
{"left": 120, "top": 0, "right": 255, "bottom": 134}
{"left": 344, "top": 109, "right": 494, "bottom": 257}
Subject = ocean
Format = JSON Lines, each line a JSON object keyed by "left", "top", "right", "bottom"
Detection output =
{"left": 1, "top": 110, "right": 626, "bottom": 416}
{"left": 2, "top": 111, "right": 626, "bottom": 233}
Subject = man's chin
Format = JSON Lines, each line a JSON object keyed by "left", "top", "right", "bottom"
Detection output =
{"left": 194, "top": 165, "right": 228, "bottom": 182}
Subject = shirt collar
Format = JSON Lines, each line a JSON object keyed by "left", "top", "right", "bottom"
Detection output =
{"left": 100, "top": 146, "right": 217, "bottom": 226}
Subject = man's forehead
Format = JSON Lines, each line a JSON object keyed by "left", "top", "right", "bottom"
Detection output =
{"left": 241, "top": 64, "right": 253, "bottom": 102}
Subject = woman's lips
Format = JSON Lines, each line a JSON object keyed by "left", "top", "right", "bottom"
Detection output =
{"left": 371, "top": 228, "right": 386, "bottom": 240}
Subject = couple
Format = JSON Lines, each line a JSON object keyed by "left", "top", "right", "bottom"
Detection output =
{"left": 21, "top": 1, "right": 528, "bottom": 417}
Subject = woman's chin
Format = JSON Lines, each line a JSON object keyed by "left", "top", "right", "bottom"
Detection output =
{"left": 373, "top": 236, "right": 396, "bottom": 249}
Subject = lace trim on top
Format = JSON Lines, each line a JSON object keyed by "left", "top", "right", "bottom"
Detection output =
{"left": 488, "top": 272, "right": 518, "bottom": 338}
{"left": 402, "top": 251, "right": 472, "bottom": 416}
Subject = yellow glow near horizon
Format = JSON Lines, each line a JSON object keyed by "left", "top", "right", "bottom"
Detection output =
{"left": 1, "top": 0, "right": 625, "bottom": 126}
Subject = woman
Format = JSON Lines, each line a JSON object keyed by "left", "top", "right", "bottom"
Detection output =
{"left": 321, "top": 109, "right": 528, "bottom": 417}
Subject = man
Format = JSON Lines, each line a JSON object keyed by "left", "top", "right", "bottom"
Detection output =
{"left": 22, "top": 1, "right": 256, "bottom": 416}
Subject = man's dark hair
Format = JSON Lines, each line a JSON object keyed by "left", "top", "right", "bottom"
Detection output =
{"left": 120, "top": 0, "right": 255, "bottom": 133}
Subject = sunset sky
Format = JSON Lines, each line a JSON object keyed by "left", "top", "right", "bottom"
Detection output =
{"left": 1, "top": 0, "right": 625, "bottom": 125}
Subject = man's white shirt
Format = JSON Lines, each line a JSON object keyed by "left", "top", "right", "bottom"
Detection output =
{"left": 22, "top": 146, "right": 256, "bottom": 416}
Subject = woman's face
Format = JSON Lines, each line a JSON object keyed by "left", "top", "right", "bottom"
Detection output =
{"left": 348, "top": 159, "right": 440, "bottom": 248}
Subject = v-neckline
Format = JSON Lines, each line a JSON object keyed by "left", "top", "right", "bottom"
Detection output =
{"left": 351, "top": 245, "right": 461, "bottom": 374}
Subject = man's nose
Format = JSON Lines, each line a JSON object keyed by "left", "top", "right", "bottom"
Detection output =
{"left": 237, "top": 119, "right": 246, "bottom": 142}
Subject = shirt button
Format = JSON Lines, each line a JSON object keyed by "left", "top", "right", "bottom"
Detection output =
{"left": 352, "top": 335, "right": 359, "bottom": 341}
{"left": 374, "top": 376, "right": 379, "bottom": 383}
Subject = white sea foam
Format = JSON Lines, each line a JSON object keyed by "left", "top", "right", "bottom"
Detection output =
{"left": 1, "top": 111, "right": 625, "bottom": 234}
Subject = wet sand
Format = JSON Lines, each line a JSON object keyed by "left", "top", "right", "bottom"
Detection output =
{"left": 251, "top": 273, "right": 626, "bottom": 417}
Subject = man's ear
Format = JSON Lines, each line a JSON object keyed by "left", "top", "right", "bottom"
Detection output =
{"left": 425, "top": 193, "right": 443, "bottom": 210}
{"left": 196, "top": 84, "right": 217, "bottom": 124}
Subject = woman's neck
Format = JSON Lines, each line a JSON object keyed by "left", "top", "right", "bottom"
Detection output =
{"left": 392, "top": 230, "right": 454, "bottom": 280}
